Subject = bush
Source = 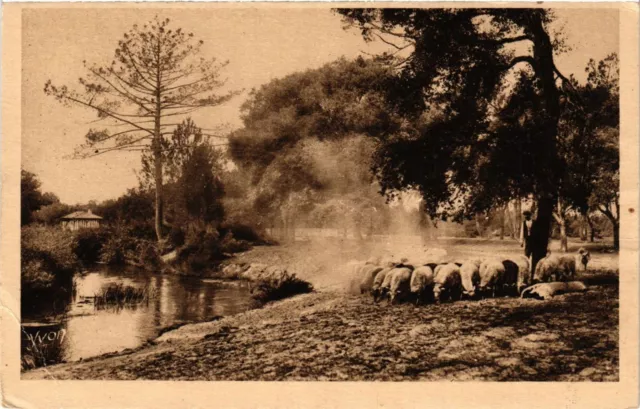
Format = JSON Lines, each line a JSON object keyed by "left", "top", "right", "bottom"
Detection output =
{"left": 74, "top": 229, "right": 107, "bottom": 265}
{"left": 218, "top": 223, "right": 265, "bottom": 244}
{"left": 167, "top": 226, "right": 186, "bottom": 248}
{"left": 249, "top": 269, "right": 314, "bottom": 306}
{"left": 32, "top": 202, "right": 74, "bottom": 225}
{"left": 21, "top": 226, "right": 78, "bottom": 316}
{"left": 99, "top": 226, "right": 145, "bottom": 265}
{"left": 127, "top": 220, "right": 157, "bottom": 241}
{"left": 176, "top": 229, "right": 224, "bottom": 272}
{"left": 220, "top": 232, "right": 252, "bottom": 254}
{"left": 21, "top": 225, "right": 78, "bottom": 272}
{"left": 138, "top": 242, "right": 162, "bottom": 268}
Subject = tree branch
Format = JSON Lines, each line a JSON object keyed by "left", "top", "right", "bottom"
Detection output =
{"left": 372, "top": 32, "right": 412, "bottom": 51}
{"left": 598, "top": 204, "right": 615, "bottom": 222}
{"left": 507, "top": 55, "right": 535, "bottom": 70}
{"left": 61, "top": 94, "right": 155, "bottom": 136}
{"left": 368, "top": 21, "right": 413, "bottom": 42}
{"left": 85, "top": 69, "right": 154, "bottom": 115}
{"left": 121, "top": 46, "right": 158, "bottom": 90}
{"left": 478, "top": 35, "right": 530, "bottom": 46}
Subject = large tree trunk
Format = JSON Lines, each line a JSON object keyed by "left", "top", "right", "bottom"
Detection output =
{"left": 553, "top": 198, "right": 568, "bottom": 253}
{"left": 586, "top": 214, "right": 596, "bottom": 242}
{"left": 580, "top": 213, "right": 588, "bottom": 241}
{"left": 531, "top": 196, "right": 555, "bottom": 278}
{"left": 475, "top": 213, "right": 484, "bottom": 237}
{"left": 510, "top": 199, "right": 522, "bottom": 240}
{"left": 559, "top": 221, "right": 568, "bottom": 252}
{"left": 602, "top": 202, "right": 620, "bottom": 251}
{"left": 528, "top": 12, "right": 562, "bottom": 277}
{"left": 516, "top": 200, "right": 522, "bottom": 237}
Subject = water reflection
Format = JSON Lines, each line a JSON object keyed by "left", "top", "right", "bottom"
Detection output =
{"left": 21, "top": 265, "right": 252, "bottom": 370}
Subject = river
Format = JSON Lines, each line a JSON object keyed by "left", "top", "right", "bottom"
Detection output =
{"left": 21, "top": 265, "right": 252, "bottom": 370}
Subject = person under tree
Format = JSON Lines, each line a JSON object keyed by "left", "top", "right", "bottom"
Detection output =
{"left": 520, "top": 210, "right": 534, "bottom": 261}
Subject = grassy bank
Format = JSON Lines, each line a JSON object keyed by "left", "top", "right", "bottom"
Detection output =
{"left": 22, "top": 283, "right": 618, "bottom": 381}
{"left": 22, "top": 237, "right": 619, "bottom": 381}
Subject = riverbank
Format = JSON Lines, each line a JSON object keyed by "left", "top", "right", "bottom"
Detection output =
{"left": 22, "top": 239, "right": 619, "bottom": 381}
{"left": 22, "top": 284, "right": 618, "bottom": 381}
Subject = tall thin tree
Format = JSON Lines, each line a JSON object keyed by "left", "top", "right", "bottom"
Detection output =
{"left": 45, "top": 16, "right": 238, "bottom": 241}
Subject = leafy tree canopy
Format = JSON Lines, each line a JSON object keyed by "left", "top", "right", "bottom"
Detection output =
{"left": 21, "top": 170, "right": 59, "bottom": 225}
{"left": 336, "top": 9, "right": 573, "bottom": 221}
{"left": 228, "top": 56, "right": 399, "bottom": 180}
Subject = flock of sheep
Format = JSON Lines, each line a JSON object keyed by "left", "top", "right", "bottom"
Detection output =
{"left": 349, "top": 248, "right": 592, "bottom": 304}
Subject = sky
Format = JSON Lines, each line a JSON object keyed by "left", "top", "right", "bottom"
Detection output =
{"left": 22, "top": 7, "right": 619, "bottom": 205}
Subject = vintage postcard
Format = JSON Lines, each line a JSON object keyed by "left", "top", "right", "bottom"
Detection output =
{"left": 1, "top": 2, "right": 638, "bottom": 408}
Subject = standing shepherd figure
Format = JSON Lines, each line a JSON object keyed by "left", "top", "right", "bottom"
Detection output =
{"left": 520, "top": 210, "right": 534, "bottom": 281}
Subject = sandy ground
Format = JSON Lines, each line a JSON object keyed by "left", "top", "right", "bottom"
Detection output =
{"left": 22, "top": 237, "right": 619, "bottom": 381}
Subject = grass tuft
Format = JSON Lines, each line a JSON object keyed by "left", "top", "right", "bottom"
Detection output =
{"left": 94, "top": 283, "right": 154, "bottom": 309}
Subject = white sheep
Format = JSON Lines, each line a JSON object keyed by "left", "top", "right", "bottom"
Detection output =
{"left": 478, "top": 259, "right": 506, "bottom": 298}
{"left": 388, "top": 267, "right": 413, "bottom": 304}
{"left": 521, "top": 281, "right": 588, "bottom": 300}
{"left": 410, "top": 265, "right": 435, "bottom": 305}
{"left": 557, "top": 248, "right": 591, "bottom": 280}
{"left": 345, "top": 258, "right": 381, "bottom": 294}
{"left": 371, "top": 264, "right": 395, "bottom": 302}
{"left": 432, "top": 263, "right": 462, "bottom": 302}
{"left": 459, "top": 259, "right": 482, "bottom": 298}
{"left": 532, "top": 254, "right": 558, "bottom": 283}
{"left": 533, "top": 248, "right": 590, "bottom": 283}
{"left": 358, "top": 265, "right": 384, "bottom": 294}
{"left": 378, "top": 267, "right": 397, "bottom": 302}
{"left": 511, "top": 255, "right": 531, "bottom": 293}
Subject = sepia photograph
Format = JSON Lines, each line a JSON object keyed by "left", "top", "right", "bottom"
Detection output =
{"left": 1, "top": 2, "right": 639, "bottom": 407}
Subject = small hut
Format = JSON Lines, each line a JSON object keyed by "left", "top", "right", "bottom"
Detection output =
{"left": 60, "top": 209, "right": 103, "bottom": 231}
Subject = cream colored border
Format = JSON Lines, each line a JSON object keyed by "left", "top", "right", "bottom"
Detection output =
{"left": 2, "top": 3, "right": 638, "bottom": 408}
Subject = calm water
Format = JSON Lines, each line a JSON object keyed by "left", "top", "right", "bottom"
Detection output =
{"left": 21, "top": 266, "right": 252, "bottom": 369}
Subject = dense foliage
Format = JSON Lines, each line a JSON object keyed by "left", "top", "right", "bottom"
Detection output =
{"left": 228, "top": 58, "right": 401, "bottom": 240}
{"left": 21, "top": 170, "right": 60, "bottom": 226}
{"left": 336, "top": 8, "right": 619, "bottom": 263}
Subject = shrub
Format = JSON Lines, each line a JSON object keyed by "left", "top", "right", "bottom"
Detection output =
{"left": 138, "top": 242, "right": 162, "bottom": 268}
{"left": 127, "top": 220, "right": 157, "bottom": 241}
{"left": 21, "top": 226, "right": 78, "bottom": 316}
{"left": 218, "top": 223, "right": 265, "bottom": 244}
{"left": 176, "top": 229, "right": 224, "bottom": 272}
{"left": 21, "top": 258, "right": 56, "bottom": 290}
{"left": 249, "top": 269, "right": 313, "bottom": 306}
{"left": 99, "top": 226, "right": 145, "bottom": 265}
{"left": 220, "top": 232, "right": 252, "bottom": 254}
{"left": 21, "top": 225, "right": 78, "bottom": 272}
{"left": 167, "top": 226, "right": 186, "bottom": 248}
{"left": 74, "top": 229, "right": 107, "bottom": 265}
{"left": 32, "top": 202, "right": 74, "bottom": 225}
